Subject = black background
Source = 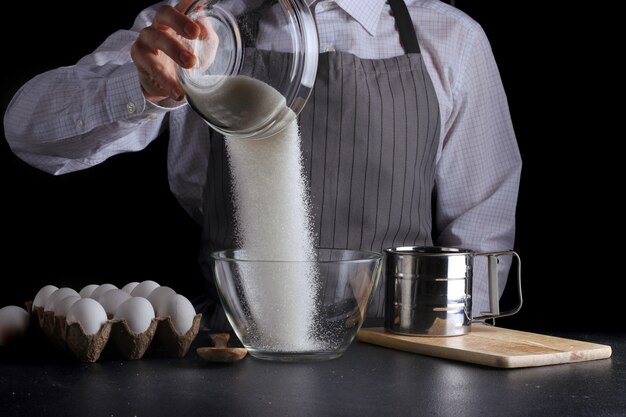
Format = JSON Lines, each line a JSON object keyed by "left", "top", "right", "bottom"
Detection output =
{"left": 0, "top": 2, "right": 617, "bottom": 332}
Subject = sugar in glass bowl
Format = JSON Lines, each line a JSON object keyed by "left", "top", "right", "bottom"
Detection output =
{"left": 211, "top": 248, "right": 383, "bottom": 361}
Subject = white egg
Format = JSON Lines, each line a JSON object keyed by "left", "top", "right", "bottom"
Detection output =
{"left": 130, "top": 280, "right": 160, "bottom": 298}
{"left": 78, "top": 284, "right": 99, "bottom": 298}
{"left": 44, "top": 287, "right": 80, "bottom": 312}
{"left": 54, "top": 295, "right": 81, "bottom": 317}
{"left": 66, "top": 298, "right": 108, "bottom": 335}
{"left": 89, "top": 283, "right": 118, "bottom": 301}
{"left": 158, "top": 294, "right": 196, "bottom": 335}
{"left": 0, "top": 306, "right": 30, "bottom": 346}
{"left": 33, "top": 285, "right": 58, "bottom": 308}
{"left": 147, "top": 286, "right": 176, "bottom": 314}
{"left": 114, "top": 297, "right": 155, "bottom": 334}
{"left": 98, "top": 289, "right": 131, "bottom": 316}
{"left": 121, "top": 282, "right": 140, "bottom": 294}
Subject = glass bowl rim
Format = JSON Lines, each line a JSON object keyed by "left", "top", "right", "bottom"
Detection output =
{"left": 210, "top": 248, "right": 383, "bottom": 264}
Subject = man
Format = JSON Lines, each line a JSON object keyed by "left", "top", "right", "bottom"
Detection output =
{"left": 3, "top": 0, "right": 521, "bottom": 328}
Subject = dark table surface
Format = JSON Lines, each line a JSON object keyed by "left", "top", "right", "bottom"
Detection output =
{"left": 1, "top": 326, "right": 624, "bottom": 417}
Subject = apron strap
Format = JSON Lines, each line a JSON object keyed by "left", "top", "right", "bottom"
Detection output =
{"left": 387, "top": 0, "right": 421, "bottom": 54}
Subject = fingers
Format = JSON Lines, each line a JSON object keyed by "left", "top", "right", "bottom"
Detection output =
{"left": 132, "top": 24, "right": 196, "bottom": 100}
{"left": 154, "top": 4, "right": 201, "bottom": 39}
{"left": 131, "top": 4, "right": 202, "bottom": 102}
{"left": 135, "top": 25, "right": 196, "bottom": 68}
{"left": 175, "top": 1, "right": 210, "bottom": 40}
{"left": 175, "top": 0, "right": 201, "bottom": 14}
{"left": 131, "top": 41, "right": 184, "bottom": 102}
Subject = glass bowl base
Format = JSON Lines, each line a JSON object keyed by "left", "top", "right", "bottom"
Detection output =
{"left": 247, "top": 349, "right": 346, "bottom": 362}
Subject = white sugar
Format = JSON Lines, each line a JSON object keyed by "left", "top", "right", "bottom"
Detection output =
{"left": 226, "top": 120, "right": 316, "bottom": 262}
{"left": 189, "top": 76, "right": 320, "bottom": 351}
{"left": 185, "top": 75, "right": 291, "bottom": 135}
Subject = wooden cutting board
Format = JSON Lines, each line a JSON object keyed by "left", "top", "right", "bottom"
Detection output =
{"left": 356, "top": 324, "right": 612, "bottom": 368}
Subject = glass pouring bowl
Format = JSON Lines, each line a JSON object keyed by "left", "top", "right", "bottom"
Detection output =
{"left": 178, "top": 0, "right": 319, "bottom": 139}
{"left": 211, "top": 248, "right": 383, "bottom": 362}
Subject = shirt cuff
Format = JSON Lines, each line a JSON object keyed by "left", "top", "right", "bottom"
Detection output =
{"left": 145, "top": 97, "right": 187, "bottom": 112}
{"left": 105, "top": 63, "right": 186, "bottom": 122}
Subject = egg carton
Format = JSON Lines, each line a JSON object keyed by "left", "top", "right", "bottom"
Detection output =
{"left": 26, "top": 301, "right": 201, "bottom": 363}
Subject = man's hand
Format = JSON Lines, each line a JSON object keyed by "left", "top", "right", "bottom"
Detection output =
{"left": 131, "top": 0, "right": 202, "bottom": 104}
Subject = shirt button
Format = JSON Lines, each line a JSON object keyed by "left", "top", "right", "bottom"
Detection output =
{"left": 126, "top": 101, "right": 137, "bottom": 114}
{"left": 325, "top": 46, "right": 336, "bottom": 52}
{"left": 76, "top": 119, "right": 85, "bottom": 128}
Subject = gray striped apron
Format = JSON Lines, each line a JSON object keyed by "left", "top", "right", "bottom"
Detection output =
{"left": 197, "top": 0, "right": 441, "bottom": 329}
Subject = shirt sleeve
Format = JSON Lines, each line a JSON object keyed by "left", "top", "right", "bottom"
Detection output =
{"left": 3, "top": 1, "right": 182, "bottom": 175}
{"left": 433, "top": 25, "right": 522, "bottom": 316}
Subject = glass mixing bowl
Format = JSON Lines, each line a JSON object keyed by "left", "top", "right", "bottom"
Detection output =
{"left": 211, "top": 248, "right": 383, "bottom": 361}
{"left": 178, "top": 0, "right": 319, "bottom": 139}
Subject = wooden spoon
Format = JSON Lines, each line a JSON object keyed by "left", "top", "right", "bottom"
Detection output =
{"left": 196, "top": 332, "right": 247, "bottom": 363}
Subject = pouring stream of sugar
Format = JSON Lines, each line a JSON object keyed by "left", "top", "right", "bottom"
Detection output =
{"left": 187, "top": 76, "right": 321, "bottom": 351}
